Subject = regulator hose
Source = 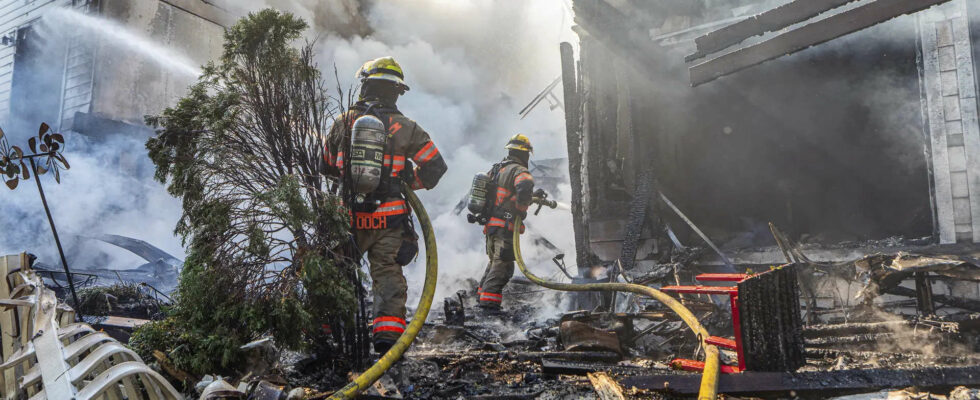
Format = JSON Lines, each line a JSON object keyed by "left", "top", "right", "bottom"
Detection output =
{"left": 512, "top": 215, "right": 720, "bottom": 400}
{"left": 330, "top": 183, "right": 438, "bottom": 399}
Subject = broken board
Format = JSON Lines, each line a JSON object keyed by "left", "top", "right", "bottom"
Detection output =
{"left": 619, "top": 365, "right": 980, "bottom": 395}
{"left": 691, "top": 0, "right": 954, "bottom": 85}
{"left": 688, "top": 0, "right": 858, "bottom": 61}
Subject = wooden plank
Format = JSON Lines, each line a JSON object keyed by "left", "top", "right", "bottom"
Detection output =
{"left": 620, "top": 365, "right": 980, "bottom": 395}
{"left": 921, "top": 13, "right": 958, "bottom": 243}
{"left": 948, "top": 11, "right": 980, "bottom": 243}
{"left": 152, "top": 350, "right": 194, "bottom": 384}
{"left": 588, "top": 372, "right": 626, "bottom": 400}
{"left": 689, "top": 0, "right": 858, "bottom": 61}
{"left": 885, "top": 285, "right": 980, "bottom": 312}
{"left": 691, "top": 0, "right": 954, "bottom": 86}
{"left": 540, "top": 358, "right": 647, "bottom": 376}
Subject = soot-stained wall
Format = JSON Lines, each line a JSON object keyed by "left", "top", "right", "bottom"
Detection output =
{"left": 577, "top": 10, "right": 935, "bottom": 253}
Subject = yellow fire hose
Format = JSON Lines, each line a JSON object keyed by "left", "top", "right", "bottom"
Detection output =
{"left": 330, "top": 183, "right": 438, "bottom": 399}
{"left": 512, "top": 215, "right": 720, "bottom": 400}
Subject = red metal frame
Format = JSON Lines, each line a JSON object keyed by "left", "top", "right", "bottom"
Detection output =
{"left": 670, "top": 359, "right": 743, "bottom": 374}
{"left": 657, "top": 285, "right": 738, "bottom": 295}
{"left": 662, "top": 273, "right": 751, "bottom": 373}
{"left": 704, "top": 336, "right": 736, "bottom": 350}
{"left": 693, "top": 273, "right": 749, "bottom": 282}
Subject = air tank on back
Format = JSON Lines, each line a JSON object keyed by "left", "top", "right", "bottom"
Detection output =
{"left": 467, "top": 173, "right": 491, "bottom": 215}
{"left": 350, "top": 115, "right": 387, "bottom": 194}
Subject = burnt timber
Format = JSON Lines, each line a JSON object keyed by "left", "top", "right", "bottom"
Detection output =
{"left": 691, "top": 0, "right": 955, "bottom": 85}
{"left": 687, "top": 0, "right": 858, "bottom": 61}
{"left": 620, "top": 366, "right": 980, "bottom": 395}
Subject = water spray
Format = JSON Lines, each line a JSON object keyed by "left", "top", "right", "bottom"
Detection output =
{"left": 44, "top": 8, "right": 203, "bottom": 78}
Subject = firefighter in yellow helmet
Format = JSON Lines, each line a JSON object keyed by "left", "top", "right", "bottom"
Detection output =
{"left": 476, "top": 134, "right": 535, "bottom": 312}
{"left": 323, "top": 57, "right": 447, "bottom": 354}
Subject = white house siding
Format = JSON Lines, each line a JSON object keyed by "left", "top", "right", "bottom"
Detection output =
{"left": 0, "top": 0, "right": 73, "bottom": 126}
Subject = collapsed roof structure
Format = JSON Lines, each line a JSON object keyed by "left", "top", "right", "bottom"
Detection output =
{"left": 549, "top": 0, "right": 980, "bottom": 396}
{"left": 563, "top": 0, "right": 980, "bottom": 287}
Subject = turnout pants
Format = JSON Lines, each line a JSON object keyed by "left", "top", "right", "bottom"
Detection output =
{"left": 356, "top": 226, "right": 409, "bottom": 342}
{"left": 478, "top": 233, "right": 515, "bottom": 308}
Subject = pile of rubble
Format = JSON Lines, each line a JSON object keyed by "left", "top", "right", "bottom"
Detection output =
{"left": 9, "top": 242, "right": 980, "bottom": 399}
{"left": 181, "top": 260, "right": 978, "bottom": 399}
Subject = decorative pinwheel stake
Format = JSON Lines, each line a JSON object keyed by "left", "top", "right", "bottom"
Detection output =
{"left": 28, "top": 122, "right": 69, "bottom": 183}
{"left": 2, "top": 122, "right": 80, "bottom": 317}
{"left": 0, "top": 126, "right": 29, "bottom": 189}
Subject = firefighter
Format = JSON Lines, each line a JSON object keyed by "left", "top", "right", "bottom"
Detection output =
{"left": 323, "top": 56, "right": 448, "bottom": 354}
{"left": 477, "top": 134, "right": 535, "bottom": 312}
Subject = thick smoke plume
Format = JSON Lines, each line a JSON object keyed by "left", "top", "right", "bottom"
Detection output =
{"left": 221, "top": 0, "right": 579, "bottom": 304}
{"left": 0, "top": 133, "right": 184, "bottom": 271}
{"left": 0, "top": 10, "right": 190, "bottom": 272}
{"left": 2, "top": 1, "right": 578, "bottom": 309}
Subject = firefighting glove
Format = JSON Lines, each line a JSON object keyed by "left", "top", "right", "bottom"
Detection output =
{"left": 398, "top": 160, "right": 417, "bottom": 184}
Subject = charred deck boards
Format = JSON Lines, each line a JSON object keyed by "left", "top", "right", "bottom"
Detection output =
{"left": 737, "top": 265, "right": 806, "bottom": 372}
{"left": 620, "top": 365, "right": 980, "bottom": 395}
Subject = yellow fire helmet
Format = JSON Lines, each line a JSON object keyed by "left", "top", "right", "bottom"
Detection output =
{"left": 356, "top": 56, "right": 409, "bottom": 90}
{"left": 505, "top": 134, "right": 533, "bottom": 153}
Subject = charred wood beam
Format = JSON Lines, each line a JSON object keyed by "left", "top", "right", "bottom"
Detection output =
{"left": 469, "top": 392, "right": 545, "bottom": 400}
{"left": 619, "top": 163, "right": 655, "bottom": 271}
{"left": 588, "top": 372, "right": 626, "bottom": 400}
{"left": 620, "top": 365, "right": 980, "bottom": 395}
{"left": 687, "top": 0, "right": 858, "bottom": 61}
{"left": 541, "top": 359, "right": 647, "bottom": 376}
{"left": 690, "top": 0, "right": 954, "bottom": 86}
{"left": 561, "top": 42, "right": 590, "bottom": 276}
{"left": 805, "top": 348, "right": 980, "bottom": 365}
{"left": 915, "top": 272, "right": 936, "bottom": 315}
{"left": 660, "top": 192, "right": 733, "bottom": 268}
{"left": 803, "top": 320, "right": 921, "bottom": 337}
{"left": 885, "top": 286, "right": 980, "bottom": 312}
{"left": 407, "top": 350, "right": 622, "bottom": 364}
{"left": 803, "top": 332, "right": 945, "bottom": 347}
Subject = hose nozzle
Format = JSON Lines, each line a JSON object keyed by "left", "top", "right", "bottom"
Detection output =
{"left": 531, "top": 189, "right": 558, "bottom": 215}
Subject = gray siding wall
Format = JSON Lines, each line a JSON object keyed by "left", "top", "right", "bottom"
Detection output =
{"left": 0, "top": 0, "right": 73, "bottom": 125}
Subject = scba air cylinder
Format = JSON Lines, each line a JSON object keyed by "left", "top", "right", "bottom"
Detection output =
{"left": 350, "top": 115, "right": 387, "bottom": 194}
{"left": 467, "top": 173, "right": 491, "bottom": 215}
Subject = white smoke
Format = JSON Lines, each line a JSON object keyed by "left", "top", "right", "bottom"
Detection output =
{"left": 0, "top": 133, "right": 184, "bottom": 271}
{"left": 2, "top": 1, "right": 578, "bottom": 310}
{"left": 264, "top": 0, "right": 580, "bottom": 302}
{"left": 0, "top": 9, "right": 192, "bottom": 271}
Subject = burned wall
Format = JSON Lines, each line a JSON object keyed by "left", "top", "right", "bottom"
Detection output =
{"left": 574, "top": 1, "right": 940, "bottom": 263}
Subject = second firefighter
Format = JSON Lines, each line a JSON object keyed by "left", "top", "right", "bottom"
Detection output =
{"left": 477, "top": 134, "right": 536, "bottom": 310}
